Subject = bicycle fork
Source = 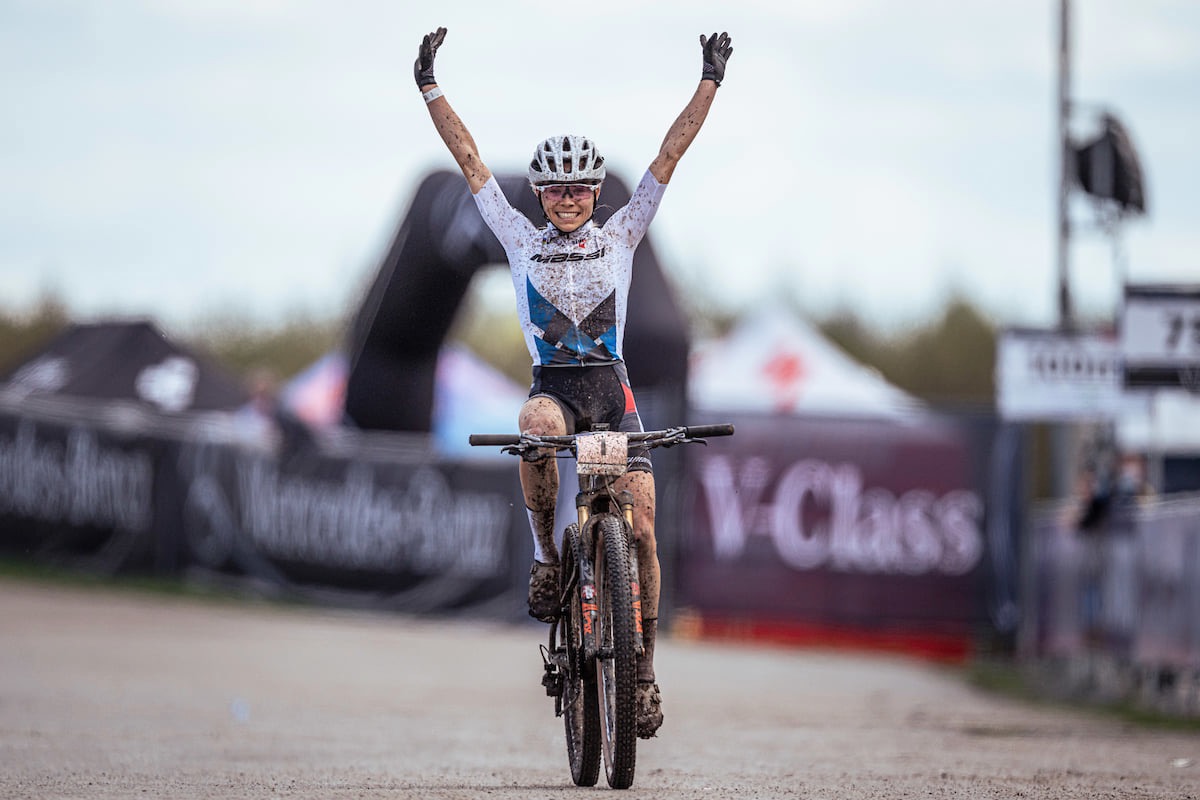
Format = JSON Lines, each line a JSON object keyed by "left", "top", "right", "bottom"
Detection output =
{"left": 541, "top": 490, "right": 646, "bottom": 713}
{"left": 576, "top": 491, "right": 644, "bottom": 662}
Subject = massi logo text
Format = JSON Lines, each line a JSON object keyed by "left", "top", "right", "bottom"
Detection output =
{"left": 531, "top": 247, "right": 607, "bottom": 264}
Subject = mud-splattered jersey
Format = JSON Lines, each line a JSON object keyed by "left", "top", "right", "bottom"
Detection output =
{"left": 473, "top": 170, "right": 667, "bottom": 368}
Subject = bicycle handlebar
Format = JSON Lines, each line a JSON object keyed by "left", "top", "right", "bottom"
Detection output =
{"left": 467, "top": 423, "right": 734, "bottom": 452}
{"left": 467, "top": 433, "right": 524, "bottom": 447}
{"left": 681, "top": 423, "right": 735, "bottom": 439}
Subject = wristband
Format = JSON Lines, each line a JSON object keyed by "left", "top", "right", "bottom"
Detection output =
{"left": 422, "top": 87, "right": 444, "bottom": 104}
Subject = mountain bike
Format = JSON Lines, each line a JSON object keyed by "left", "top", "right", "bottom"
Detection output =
{"left": 469, "top": 422, "right": 734, "bottom": 789}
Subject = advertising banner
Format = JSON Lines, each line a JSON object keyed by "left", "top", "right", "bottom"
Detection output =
{"left": 0, "top": 409, "right": 161, "bottom": 573}
{"left": 0, "top": 398, "right": 531, "bottom": 618}
{"left": 1121, "top": 284, "right": 1200, "bottom": 390}
{"left": 996, "top": 327, "right": 1132, "bottom": 421}
{"left": 168, "top": 438, "right": 528, "bottom": 614}
{"left": 677, "top": 413, "right": 987, "bottom": 647}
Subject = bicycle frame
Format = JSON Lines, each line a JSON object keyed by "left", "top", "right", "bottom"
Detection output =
{"left": 571, "top": 462, "right": 643, "bottom": 665}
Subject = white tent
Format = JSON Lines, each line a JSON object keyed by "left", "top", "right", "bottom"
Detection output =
{"left": 688, "top": 309, "right": 922, "bottom": 419}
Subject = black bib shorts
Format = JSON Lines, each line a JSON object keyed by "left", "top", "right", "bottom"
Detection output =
{"left": 528, "top": 363, "right": 652, "bottom": 474}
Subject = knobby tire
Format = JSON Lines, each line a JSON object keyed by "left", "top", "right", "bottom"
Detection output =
{"left": 595, "top": 514, "right": 638, "bottom": 789}
{"left": 560, "top": 523, "right": 600, "bottom": 787}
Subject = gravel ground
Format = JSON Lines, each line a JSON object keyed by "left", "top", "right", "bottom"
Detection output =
{"left": 1, "top": 577, "right": 1197, "bottom": 799}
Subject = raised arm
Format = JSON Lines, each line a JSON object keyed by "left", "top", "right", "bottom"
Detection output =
{"left": 414, "top": 27, "right": 492, "bottom": 194}
{"left": 648, "top": 32, "right": 733, "bottom": 185}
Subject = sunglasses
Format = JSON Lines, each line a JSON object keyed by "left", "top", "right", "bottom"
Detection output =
{"left": 538, "top": 183, "right": 598, "bottom": 201}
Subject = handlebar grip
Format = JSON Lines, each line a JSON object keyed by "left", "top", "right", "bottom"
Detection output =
{"left": 684, "top": 423, "right": 735, "bottom": 438}
{"left": 468, "top": 434, "right": 522, "bottom": 447}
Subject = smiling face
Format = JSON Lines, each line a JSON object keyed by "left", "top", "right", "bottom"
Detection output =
{"left": 536, "top": 183, "right": 600, "bottom": 233}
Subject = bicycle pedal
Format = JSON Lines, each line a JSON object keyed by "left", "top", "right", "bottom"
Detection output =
{"left": 538, "top": 645, "right": 563, "bottom": 697}
{"left": 541, "top": 665, "right": 563, "bottom": 697}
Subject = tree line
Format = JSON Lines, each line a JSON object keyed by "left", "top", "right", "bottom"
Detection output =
{"left": 0, "top": 291, "right": 997, "bottom": 408}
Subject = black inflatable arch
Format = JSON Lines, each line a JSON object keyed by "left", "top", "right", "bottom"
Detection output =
{"left": 344, "top": 171, "right": 690, "bottom": 433}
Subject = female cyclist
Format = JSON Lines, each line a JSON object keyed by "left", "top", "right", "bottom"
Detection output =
{"left": 415, "top": 25, "right": 732, "bottom": 739}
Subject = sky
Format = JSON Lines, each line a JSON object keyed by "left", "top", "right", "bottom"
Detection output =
{"left": 2, "top": 0, "right": 1198, "bottom": 335}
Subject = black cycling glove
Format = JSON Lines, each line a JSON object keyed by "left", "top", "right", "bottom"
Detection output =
{"left": 414, "top": 27, "right": 447, "bottom": 89}
{"left": 700, "top": 31, "right": 733, "bottom": 86}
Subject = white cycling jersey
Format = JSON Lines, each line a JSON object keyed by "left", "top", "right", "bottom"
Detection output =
{"left": 473, "top": 169, "right": 667, "bottom": 368}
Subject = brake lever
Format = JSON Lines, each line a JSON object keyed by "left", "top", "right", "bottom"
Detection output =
{"left": 504, "top": 438, "right": 560, "bottom": 462}
{"left": 662, "top": 437, "right": 709, "bottom": 449}
{"left": 658, "top": 428, "right": 698, "bottom": 449}
{"left": 501, "top": 445, "right": 547, "bottom": 462}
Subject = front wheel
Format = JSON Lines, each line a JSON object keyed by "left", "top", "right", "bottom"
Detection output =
{"left": 594, "top": 514, "right": 638, "bottom": 789}
{"left": 560, "top": 523, "right": 600, "bottom": 787}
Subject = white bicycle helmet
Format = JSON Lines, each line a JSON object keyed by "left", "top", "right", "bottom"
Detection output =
{"left": 528, "top": 135, "right": 606, "bottom": 186}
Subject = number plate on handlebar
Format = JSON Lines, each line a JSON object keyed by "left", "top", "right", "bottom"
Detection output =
{"left": 575, "top": 431, "right": 628, "bottom": 476}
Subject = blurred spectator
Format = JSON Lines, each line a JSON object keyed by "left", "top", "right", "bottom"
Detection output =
{"left": 1074, "top": 457, "right": 1114, "bottom": 533}
{"left": 235, "top": 367, "right": 282, "bottom": 444}
{"left": 1114, "top": 452, "right": 1154, "bottom": 508}
{"left": 235, "top": 367, "right": 315, "bottom": 460}
{"left": 245, "top": 367, "right": 280, "bottom": 417}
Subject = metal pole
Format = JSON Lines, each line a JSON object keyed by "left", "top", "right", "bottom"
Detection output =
{"left": 1024, "top": 0, "right": 1077, "bottom": 672}
{"left": 1050, "top": 0, "right": 1077, "bottom": 499}
{"left": 1057, "top": 0, "right": 1073, "bottom": 332}
{"left": 1051, "top": 0, "right": 1082, "bottom": 493}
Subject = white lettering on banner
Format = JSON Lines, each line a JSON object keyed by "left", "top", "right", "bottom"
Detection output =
{"left": 0, "top": 421, "right": 153, "bottom": 532}
{"left": 135, "top": 356, "right": 198, "bottom": 412}
{"left": 996, "top": 329, "right": 1126, "bottom": 421}
{"left": 1027, "top": 344, "right": 1119, "bottom": 381}
{"left": 235, "top": 459, "right": 511, "bottom": 577}
{"left": 707, "top": 456, "right": 772, "bottom": 559}
{"left": 698, "top": 455, "right": 984, "bottom": 576}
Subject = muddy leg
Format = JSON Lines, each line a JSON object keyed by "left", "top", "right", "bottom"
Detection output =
{"left": 519, "top": 396, "right": 566, "bottom": 564}
{"left": 616, "top": 469, "right": 658, "bottom": 683}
